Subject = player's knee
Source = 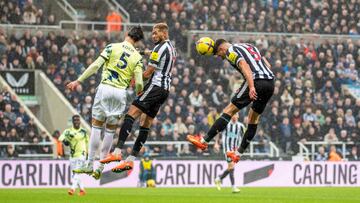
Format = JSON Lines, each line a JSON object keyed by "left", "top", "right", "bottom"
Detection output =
{"left": 106, "top": 116, "right": 119, "bottom": 128}
{"left": 140, "top": 115, "right": 153, "bottom": 128}
{"left": 128, "top": 105, "right": 143, "bottom": 119}
{"left": 223, "top": 104, "right": 239, "bottom": 116}
{"left": 106, "top": 124, "right": 117, "bottom": 130}
{"left": 92, "top": 118, "right": 104, "bottom": 128}
{"left": 248, "top": 109, "right": 261, "bottom": 124}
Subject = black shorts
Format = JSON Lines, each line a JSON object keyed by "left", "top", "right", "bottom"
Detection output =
{"left": 132, "top": 83, "right": 169, "bottom": 118}
{"left": 231, "top": 79, "right": 274, "bottom": 114}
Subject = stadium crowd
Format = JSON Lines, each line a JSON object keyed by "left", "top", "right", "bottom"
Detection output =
{"left": 0, "top": 87, "right": 52, "bottom": 158}
{"left": 121, "top": 0, "right": 360, "bottom": 35}
{"left": 0, "top": 0, "right": 56, "bottom": 25}
{"left": 0, "top": 0, "right": 360, "bottom": 160}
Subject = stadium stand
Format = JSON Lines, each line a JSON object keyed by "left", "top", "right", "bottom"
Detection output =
{"left": 119, "top": 0, "right": 360, "bottom": 34}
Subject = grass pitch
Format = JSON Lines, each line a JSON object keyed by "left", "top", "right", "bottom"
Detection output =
{"left": 1, "top": 187, "right": 360, "bottom": 203}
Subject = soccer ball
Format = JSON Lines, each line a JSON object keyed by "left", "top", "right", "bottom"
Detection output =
{"left": 196, "top": 37, "right": 215, "bottom": 56}
{"left": 146, "top": 179, "right": 156, "bottom": 187}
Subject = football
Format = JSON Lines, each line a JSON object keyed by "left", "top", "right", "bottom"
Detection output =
{"left": 195, "top": 37, "right": 215, "bottom": 55}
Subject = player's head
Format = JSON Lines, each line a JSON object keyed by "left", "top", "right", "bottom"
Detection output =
{"left": 231, "top": 113, "right": 239, "bottom": 122}
{"left": 72, "top": 114, "right": 81, "bottom": 129}
{"left": 152, "top": 23, "right": 169, "bottom": 44}
{"left": 213, "top": 38, "right": 230, "bottom": 59}
{"left": 127, "top": 25, "right": 144, "bottom": 43}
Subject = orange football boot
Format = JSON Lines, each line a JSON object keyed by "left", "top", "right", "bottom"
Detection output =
{"left": 226, "top": 151, "right": 241, "bottom": 163}
{"left": 100, "top": 153, "right": 122, "bottom": 164}
{"left": 79, "top": 189, "right": 86, "bottom": 196}
{"left": 112, "top": 161, "right": 134, "bottom": 173}
{"left": 68, "top": 189, "right": 75, "bottom": 196}
{"left": 186, "top": 135, "right": 208, "bottom": 150}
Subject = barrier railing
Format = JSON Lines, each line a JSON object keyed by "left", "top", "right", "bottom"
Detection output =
{"left": 56, "top": 0, "right": 79, "bottom": 21}
{"left": 105, "top": 0, "right": 130, "bottom": 22}
{"left": 0, "top": 140, "right": 280, "bottom": 159}
{"left": 298, "top": 141, "right": 355, "bottom": 160}
{"left": 0, "top": 142, "right": 54, "bottom": 158}
{"left": 59, "top": 20, "right": 155, "bottom": 31}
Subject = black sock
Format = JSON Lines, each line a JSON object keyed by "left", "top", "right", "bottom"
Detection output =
{"left": 131, "top": 126, "right": 150, "bottom": 157}
{"left": 229, "top": 169, "right": 235, "bottom": 186}
{"left": 239, "top": 124, "right": 258, "bottom": 154}
{"left": 219, "top": 169, "right": 230, "bottom": 180}
{"left": 204, "top": 113, "right": 231, "bottom": 142}
{"left": 116, "top": 114, "right": 135, "bottom": 148}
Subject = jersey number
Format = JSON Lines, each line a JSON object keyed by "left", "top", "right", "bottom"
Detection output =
{"left": 117, "top": 52, "right": 130, "bottom": 69}
{"left": 246, "top": 46, "right": 261, "bottom": 61}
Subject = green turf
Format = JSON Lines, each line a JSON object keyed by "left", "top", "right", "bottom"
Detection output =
{"left": 1, "top": 187, "right": 360, "bottom": 203}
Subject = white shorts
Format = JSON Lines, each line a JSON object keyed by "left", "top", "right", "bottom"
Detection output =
{"left": 70, "top": 156, "right": 86, "bottom": 171}
{"left": 92, "top": 83, "right": 127, "bottom": 124}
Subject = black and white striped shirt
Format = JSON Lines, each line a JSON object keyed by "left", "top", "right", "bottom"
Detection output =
{"left": 226, "top": 43, "right": 274, "bottom": 80}
{"left": 148, "top": 40, "right": 176, "bottom": 91}
{"left": 222, "top": 121, "right": 245, "bottom": 153}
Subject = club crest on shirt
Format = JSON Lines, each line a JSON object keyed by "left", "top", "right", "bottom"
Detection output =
{"left": 227, "top": 52, "right": 237, "bottom": 64}
{"left": 150, "top": 52, "right": 159, "bottom": 61}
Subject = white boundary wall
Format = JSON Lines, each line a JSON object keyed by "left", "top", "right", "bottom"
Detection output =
{"left": 0, "top": 160, "right": 359, "bottom": 188}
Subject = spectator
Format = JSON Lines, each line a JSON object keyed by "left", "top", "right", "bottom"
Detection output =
{"left": 328, "top": 145, "right": 342, "bottom": 161}
{"left": 106, "top": 9, "right": 122, "bottom": 32}
{"left": 5, "top": 144, "right": 18, "bottom": 158}
{"left": 348, "top": 146, "right": 359, "bottom": 161}
{"left": 324, "top": 128, "right": 339, "bottom": 143}
{"left": 315, "top": 146, "right": 328, "bottom": 161}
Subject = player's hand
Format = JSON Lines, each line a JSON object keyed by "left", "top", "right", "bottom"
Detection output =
{"left": 249, "top": 87, "right": 257, "bottom": 100}
{"left": 67, "top": 80, "right": 80, "bottom": 91}
{"left": 137, "top": 91, "right": 143, "bottom": 96}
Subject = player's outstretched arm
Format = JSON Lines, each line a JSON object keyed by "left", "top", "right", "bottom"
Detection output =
{"left": 143, "top": 65, "right": 156, "bottom": 80}
{"left": 238, "top": 60, "right": 257, "bottom": 100}
{"left": 66, "top": 56, "right": 106, "bottom": 91}
{"left": 134, "top": 61, "right": 144, "bottom": 94}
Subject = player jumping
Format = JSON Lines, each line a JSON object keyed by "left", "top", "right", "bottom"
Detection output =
{"left": 66, "top": 26, "right": 145, "bottom": 179}
{"left": 187, "top": 39, "right": 275, "bottom": 163}
{"left": 59, "top": 115, "right": 89, "bottom": 196}
{"left": 100, "top": 23, "right": 176, "bottom": 173}
{"left": 214, "top": 114, "right": 244, "bottom": 193}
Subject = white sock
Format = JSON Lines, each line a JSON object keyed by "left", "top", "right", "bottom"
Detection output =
{"left": 71, "top": 173, "right": 79, "bottom": 190}
{"left": 88, "top": 127, "right": 102, "bottom": 163}
{"left": 97, "top": 129, "right": 115, "bottom": 172}
{"left": 78, "top": 177, "right": 84, "bottom": 190}
{"left": 100, "top": 129, "right": 115, "bottom": 159}
{"left": 113, "top": 147, "right": 122, "bottom": 155}
{"left": 126, "top": 155, "right": 136, "bottom": 162}
{"left": 200, "top": 137, "right": 207, "bottom": 144}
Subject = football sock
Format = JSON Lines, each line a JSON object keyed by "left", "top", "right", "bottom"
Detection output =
{"left": 239, "top": 124, "right": 258, "bottom": 154}
{"left": 78, "top": 176, "right": 85, "bottom": 190}
{"left": 126, "top": 155, "right": 136, "bottom": 162}
{"left": 204, "top": 113, "right": 231, "bottom": 142}
{"left": 229, "top": 169, "right": 235, "bottom": 186}
{"left": 99, "top": 128, "right": 114, "bottom": 171}
{"left": 88, "top": 126, "right": 102, "bottom": 162}
{"left": 71, "top": 173, "right": 78, "bottom": 190}
{"left": 116, "top": 114, "right": 135, "bottom": 148}
{"left": 131, "top": 126, "right": 150, "bottom": 157}
{"left": 219, "top": 169, "right": 230, "bottom": 180}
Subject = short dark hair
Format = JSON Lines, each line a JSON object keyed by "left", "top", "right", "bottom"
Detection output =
{"left": 153, "top": 23, "right": 169, "bottom": 32}
{"left": 128, "top": 26, "right": 144, "bottom": 42}
{"left": 72, "top": 114, "right": 80, "bottom": 121}
{"left": 213, "top": 39, "right": 227, "bottom": 54}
